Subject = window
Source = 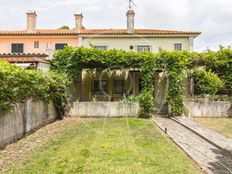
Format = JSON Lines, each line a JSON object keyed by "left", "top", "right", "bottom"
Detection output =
{"left": 93, "top": 79, "right": 108, "bottom": 93}
{"left": 137, "top": 45, "right": 151, "bottom": 52}
{"left": 114, "top": 80, "right": 124, "bottom": 94}
{"left": 139, "top": 78, "right": 143, "bottom": 93}
{"left": 94, "top": 45, "right": 108, "bottom": 50}
{"left": 55, "top": 43, "right": 67, "bottom": 50}
{"left": 130, "top": 45, "right": 134, "bottom": 50}
{"left": 11, "top": 43, "right": 24, "bottom": 53}
{"left": 174, "top": 43, "right": 182, "bottom": 51}
{"left": 34, "top": 41, "right": 39, "bottom": 48}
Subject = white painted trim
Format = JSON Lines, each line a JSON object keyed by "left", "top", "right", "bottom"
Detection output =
{"left": 92, "top": 43, "right": 110, "bottom": 50}
{"left": 135, "top": 44, "right": 153, "bottom": 52}
{"left": 135, "top": 43, "right": 153, "bottom": 46}
{"left": 174, "top": 43, "right": 183, "bottom": 51}
{"left": 92, "top": 43, "right": 109, "bottom": 46}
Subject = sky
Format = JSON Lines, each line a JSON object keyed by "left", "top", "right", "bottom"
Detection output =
{"left": 0, "top": 0, "right": 232, "bottom": 52}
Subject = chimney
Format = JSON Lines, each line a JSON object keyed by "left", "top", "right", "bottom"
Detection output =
{"left": 26, "top": 10, "right": 37, "bottom": 33}
{"left": 75, "top": 12, "right": 83, "bottom": 31}
{"left": 126, "top": 9, "right": 135, "bottom": 33}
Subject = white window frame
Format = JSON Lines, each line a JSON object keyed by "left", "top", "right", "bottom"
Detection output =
{"left": 136, "top": 44, "right": 152, "bottom": 52}
{"left": 174, "top": 43, "right": 182, "bottom": 51}
{"left": 93, "top": 79, "right": 109, "bottom": 94}
{"left": 93, "top": 44, "right": 109, "bottom": 50}
{"left": 34, "top": 41, "right": 39, "bottom": 49}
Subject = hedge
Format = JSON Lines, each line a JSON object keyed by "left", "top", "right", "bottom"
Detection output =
{"left": 0, "top": 61, "right": 70, "bottom": 118}
{"left": 193, "top": 69, "right": 224, "bottom": 95}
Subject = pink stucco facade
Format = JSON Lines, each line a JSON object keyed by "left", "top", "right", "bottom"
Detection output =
{"left": 0, "top": 36, "right": 78, "bottom": 54}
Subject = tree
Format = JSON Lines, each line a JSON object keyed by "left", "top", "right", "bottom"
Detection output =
{"left": 58, "top": 25, "right": 70, "bottom": 30}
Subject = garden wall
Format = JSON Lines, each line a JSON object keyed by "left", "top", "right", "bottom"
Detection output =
{"left": 183, "top": 99, "right": 232, "bottom": 118}
{"left": 0, "top": 99, "right": 57, "bottom": 148}
{"left": 70, "top": 102, "right": 140, "bottom": 118}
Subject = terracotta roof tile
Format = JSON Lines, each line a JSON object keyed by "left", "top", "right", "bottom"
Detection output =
{"left": 79, "top": 29, "right": 201, "bottom": 35}
{"left": 0, "top": 57, "right": 50, "bottom": 64}
{"left": 0, "top": 29, "right": 201, "bottom": 36}
{"left": 0, "top": 29, "right": 77, "bottom": 36}
{"left": 0, "top": 53, "right": 50, "bottom": 64}
{"left": 0, "top": 53, "right": 48, "bottom": 57}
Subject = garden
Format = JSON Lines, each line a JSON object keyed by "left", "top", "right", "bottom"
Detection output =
{"left": 3, "top": 118, "right": 202, "bottom": 174}
{"left": 52, "top": 46, "right": 232, "bottom": 117}
{"left": 0, "top": 47, "right": 232, "bottom": 174}
{"left": 1, "top": 46, "right": 231, "bottom": 118}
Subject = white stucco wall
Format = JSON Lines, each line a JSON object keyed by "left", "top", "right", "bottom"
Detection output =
{"left": 70, "top": 102, "right": 140, "bottom": 118}
{"left": 81, "top": 37, "right": 191, "bottom": 52}
{"left": 183, "top": 100, "right": 232, "bottom": 118}
{"left": 37, "top": 62, "right": 51, "bottom": 72}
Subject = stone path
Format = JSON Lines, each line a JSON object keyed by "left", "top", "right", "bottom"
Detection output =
{"left": 173, "top": 117, "right": 232, "bottom": 154}
{"left": 153, "top": 117, "right": 232, "bottom": 174}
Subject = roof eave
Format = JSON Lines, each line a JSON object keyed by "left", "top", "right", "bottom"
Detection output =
{"left": 80, "top": 34, "right": 201, "bottom": 38}
{"left": 0, "top": 33, "right": 78, "bottom": 36}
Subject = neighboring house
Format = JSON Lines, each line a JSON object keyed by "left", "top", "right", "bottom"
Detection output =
{"left": 0, "top": 9, "right": 201, "bottom": 107}
{"left": 0, "top": 11, "right": 79, "bottom": 71}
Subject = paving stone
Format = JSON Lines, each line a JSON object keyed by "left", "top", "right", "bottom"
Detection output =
{"left": 173, "top": 117, "right": 232, "bottom": 154}
{"left": 153, "top": 117, "right": 232, "bottom": 174}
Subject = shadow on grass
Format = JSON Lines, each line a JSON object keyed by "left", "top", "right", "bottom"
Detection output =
{"left": 208, "top": 147, "right": 232, "bottom": 174}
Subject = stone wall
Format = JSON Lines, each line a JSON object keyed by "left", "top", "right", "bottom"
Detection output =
{"left": 0, "top": 99, "right": 57, "bottom": 148}
{"left": 183, "top": 99, "right": 232, "bottom": 118}
{"left": 70, "top": 102, "right": 140, "bottom": 118}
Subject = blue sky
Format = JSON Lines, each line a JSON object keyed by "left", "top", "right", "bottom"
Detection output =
{"left": 0, "top": 0, "right": 232, "bottom": 52}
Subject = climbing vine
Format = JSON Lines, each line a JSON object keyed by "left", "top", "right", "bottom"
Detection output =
{"left": 52, "top": 47, "right": 157, "bottom": 118}
{"left": 52, "top": 46, "right": 232, "bottom": 117}
{"left": 139, "top": 53, "right": 157, "bottom": 117}
{"left": 160, "top": 50, "right": 191, "bottom": 116}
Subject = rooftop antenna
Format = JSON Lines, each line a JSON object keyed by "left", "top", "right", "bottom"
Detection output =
{"left": 129, "top": 0, "right": 137, "bottom": 9}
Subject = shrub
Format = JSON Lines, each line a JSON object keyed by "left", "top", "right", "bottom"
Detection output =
{"left": 0, "top": 62, "right": 70, "bottom": 118}
{"left": 139, "top": 90, "right": 155, "bottom": 118}
{"left": 203, "top": 47, "right": 232, "bottom": 96}
{"left": 193, "top": 69, "right": 224, "bottom": 95}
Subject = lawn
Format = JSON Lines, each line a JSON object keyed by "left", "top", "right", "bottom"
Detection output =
{"left": 194, "top": 118, "right": 232, "bottom": 138}
{"left": 9, "top": 118, "right": 201, "bottom": 174}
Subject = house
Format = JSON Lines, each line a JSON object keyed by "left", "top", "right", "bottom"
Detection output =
{"left": 72, "top": 9, "right": 201, "bottom": 104}
{"left": 0, "top": 9, "right": 201, "bottom": 107}
{"left": 0, "top": 11, "right": 79, "bottom": 71}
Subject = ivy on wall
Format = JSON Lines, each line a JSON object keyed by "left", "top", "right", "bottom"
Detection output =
{"left": 159, "top": 50, "right": 191, "bottom": 116}
{"left": 52, "top": 47, "right": 192, "bottom": 117}
{"left": 139, "top": 53, "right": 157, "bottom": 117}
{"left": 1, "top": 46, "right": 231, "bottom": 118}
{"left": 52, "top": 46, "right": 232, "bottom": 117}
{"left": 52, "top": 47, "right": 157, "bottom": 118}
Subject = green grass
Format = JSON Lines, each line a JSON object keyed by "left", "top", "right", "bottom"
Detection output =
{"left": 194, "top": 118, "right": 232, "bottom": 138}
{"left": 9, "top": 118, "right": 201, "bottom": 174}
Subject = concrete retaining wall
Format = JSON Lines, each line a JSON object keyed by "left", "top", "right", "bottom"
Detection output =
{"left": 70, "top": 102, "right": 140, "bottom": 118}
{"left": 0, "top": 99, "right": 57, "bottom": 148}
{"left": 183, "top": 99, "right": 232, "bottom": 118}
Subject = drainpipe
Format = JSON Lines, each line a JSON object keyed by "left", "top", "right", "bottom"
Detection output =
{"left": 189, "top": 36, "right": 194, "bottom": 52}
